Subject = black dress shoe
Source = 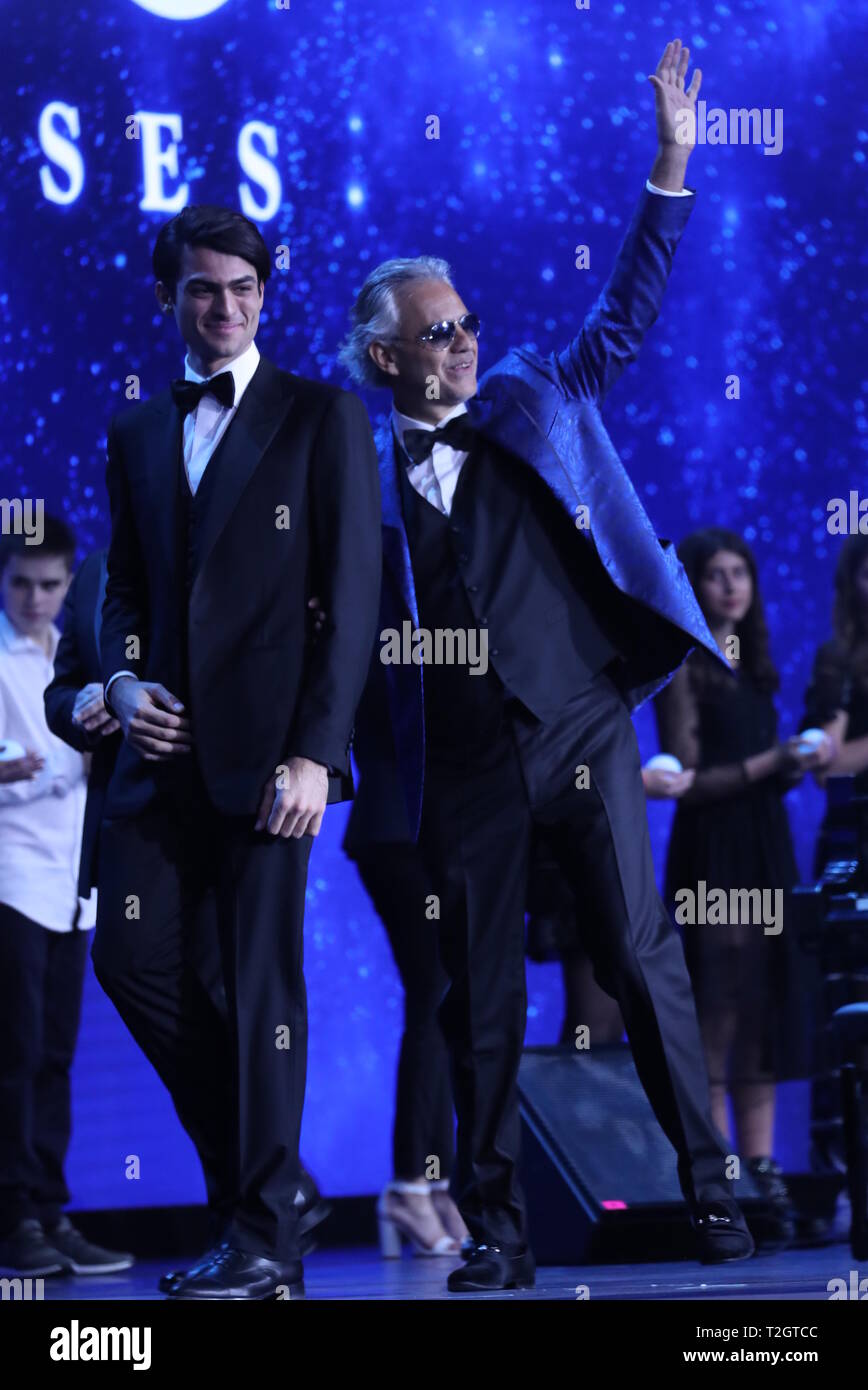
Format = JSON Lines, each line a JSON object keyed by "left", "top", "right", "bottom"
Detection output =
{"left": 745, "top": 1157, "right": 796, "bottom": 1250}
{"left": 167, "top": 1244, "right": 304, "bottom": 1300}
{"left": 159, "top": 1170, "right": 329, "bottom": 1293}
{"left": 447, "top": 1243, "right": 535, "bottom": 1292}
{"left": 692, "top": 1193, "right": 755, "bottom": 1264}
{"left": 295, "top": 1167, "right": 331, "bottom": 1254}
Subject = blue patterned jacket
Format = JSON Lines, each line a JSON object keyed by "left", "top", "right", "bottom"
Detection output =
{"left": 373, "top": 184, "right": 728, "bottom": 836}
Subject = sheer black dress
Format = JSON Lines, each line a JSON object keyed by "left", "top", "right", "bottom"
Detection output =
{"left": 654, "top": 653, "right": 815, "bottom": 1084}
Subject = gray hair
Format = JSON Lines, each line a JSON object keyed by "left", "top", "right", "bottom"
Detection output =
{"left": 337, "top": 255, "right": 453, "bottom": 389}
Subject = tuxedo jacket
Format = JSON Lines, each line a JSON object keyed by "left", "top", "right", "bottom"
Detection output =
{"left": 375, "top": 184, "right": 731, "bottom": 838}
{"left": 99, "top": 354, "right": 381, "bottom": 820}
{"left": 44, "top": 549, "right": 120, "bottom": 896}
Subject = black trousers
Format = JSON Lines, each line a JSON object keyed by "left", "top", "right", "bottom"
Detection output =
{"left": 419, "top": 668, "right": 730, "bottom": 1252}
{"left": 354, "top": 844, "right": 454, "bottom": 1181}
{"left": 92, "top": 764, "right": 313, "bottom": 1261}
{"left": 0, "top": 903, "right": 91, "bottom": 1237}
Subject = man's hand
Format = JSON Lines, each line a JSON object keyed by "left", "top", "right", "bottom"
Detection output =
{"left": 109, "top": 677, "right": 193, "bottom": 762}
{"left": 72, "top": 682, "right": 121, "bottom": 738}
{"left": 0, "top": 749, "right": 45, "bottom": 784}
{"left": 254, "top": 755, "right": 328, "bottom": 838}
{"left": 648, "top": 38, "right": 702, "bottom": 149}
{"left": 647, "top": 38, "right": 702, "bottom": 190}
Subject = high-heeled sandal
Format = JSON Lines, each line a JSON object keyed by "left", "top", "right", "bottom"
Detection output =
{"left": 377, "top": 1181, "right": 459, "bottom": 1257}
{"left": 429, "top": 1179, "right": 474, "bottom": 1254}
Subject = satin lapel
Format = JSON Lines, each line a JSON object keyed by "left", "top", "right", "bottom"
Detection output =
{"left": 145, "top": 397, "right": 185, "bottom": 582}
{"left": 466, "top": 388, "right": 586, "bottom": 520}
{"left": 376, "top": 419, "right": 420, "bottom": 628}
{"left": 194, "top": 357, "right": 296, "bottom": 581}
{"left": 93, "top": 551, "right": 108, "bottom": 665}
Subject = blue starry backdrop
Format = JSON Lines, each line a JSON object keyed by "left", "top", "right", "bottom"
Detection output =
{"left": 4, "top": 0, "right": 866, "bottom": 1206}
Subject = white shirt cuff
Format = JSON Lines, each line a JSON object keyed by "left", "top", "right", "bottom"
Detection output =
{"left": 646, "top": 179, "right": 693, "bottom": 198}
{"left": 105, "top": 670, "right": 137, "bottom": 710}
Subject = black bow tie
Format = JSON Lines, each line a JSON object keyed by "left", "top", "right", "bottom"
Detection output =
{"left": 402, "top": 416, "right": 476, "bottom": 467}
{"left": 171, "top": 372, "right": 235, "bottom": 416}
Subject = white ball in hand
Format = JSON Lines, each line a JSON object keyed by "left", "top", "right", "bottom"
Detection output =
{"left": 644, "top": 753, "right": 683, "bottom": 775}
{"left": 795, "top": 727, "right": 827, "bottom": 757}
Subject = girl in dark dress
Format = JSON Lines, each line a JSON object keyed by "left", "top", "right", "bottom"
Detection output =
{"left": 654, "top": 528, "right": 827, "bottom": 1244}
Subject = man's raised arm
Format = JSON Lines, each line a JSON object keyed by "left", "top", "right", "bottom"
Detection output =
{"left": 554, "top": 38, "right": 702, "bottom": 405}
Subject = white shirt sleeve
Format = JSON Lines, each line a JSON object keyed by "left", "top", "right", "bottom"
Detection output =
{"left": 104, "top": 669, "right": 138, "bottom": 711}
{"left": 646, "top": 179, "right": 693, "bottom": 198}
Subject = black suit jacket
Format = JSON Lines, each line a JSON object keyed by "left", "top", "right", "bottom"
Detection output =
{"left": 100, "top": 353, "right": 381, "bottom": 819}
{"left": 44, "top": 549, "right": 120, "bottom": 896}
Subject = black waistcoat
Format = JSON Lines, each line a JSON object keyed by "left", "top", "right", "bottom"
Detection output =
{"left": 173, "top": 423, "right": 232, "bottom": 708}
{"left": 397, "top": 429, "right": 622, "bottom": 745}
{"left": 399, "top": 449, "right": 506, "bottom": 753}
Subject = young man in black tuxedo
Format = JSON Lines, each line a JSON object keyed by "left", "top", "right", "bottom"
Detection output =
{"left": 340, "top": 40, "right": 755, "bottom": 1290}
{"left": 94, "top": 205, "right": 381, "bottom": 1299}
{"left": 44, "top": 550, "right": 332, "bottom": 1281}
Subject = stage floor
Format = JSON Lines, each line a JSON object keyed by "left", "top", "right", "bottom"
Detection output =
{"left": 33, "top": 1241, "right": 865, "bottom": 1300}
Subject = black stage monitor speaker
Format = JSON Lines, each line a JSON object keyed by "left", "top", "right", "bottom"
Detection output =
{"left": 517, "top": 1044, "right": 763, "bottom": 1264}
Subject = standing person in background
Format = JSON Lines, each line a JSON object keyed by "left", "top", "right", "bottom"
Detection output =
{"left": 800, "top": 534, "right": 868, "bottom": 870}
{"left": 654, "top": 527, "right": 827, "bottom": 1247}
{"left": 44, "top": 549, "right": 121, "bottom": 910}
{"left": 344, "top": 654, "right": 469, "bottom": 1259}
{"left": 798, "top": 534, "right": 868, "bottom": 1202}
{"left": 0, "top": 521, "right": 131, "bottom": 1278}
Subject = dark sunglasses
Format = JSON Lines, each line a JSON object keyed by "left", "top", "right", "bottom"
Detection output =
{"left": 397, "top": 313, "right": 482, "bottom": 349}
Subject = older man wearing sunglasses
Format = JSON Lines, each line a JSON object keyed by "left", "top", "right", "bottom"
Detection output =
{"left": 338, "top": 40, "right": 754, "bottom": 1291}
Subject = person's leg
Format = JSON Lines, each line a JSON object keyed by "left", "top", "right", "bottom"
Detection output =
{"left": 522, "top": 671, "right": 731, "bottom": 1209}
{"left": 727, "top": 950, "right": 779, "bottom": 1160}
{"left": 211, "top": 814, "right": 313, "bottom": 1262}
{"left": 92, "top": 807, "right": 238, "bottom": 1229}
{"left": 355, "top": 843, "right": 453, "bottom": 1181}
{"left": 0, "top": 904, "right": 48, "bottom": 1237}
{"left": 731, "top": 1083, "right": 776, "bottom": 1159}
{"left": 356, "top": 842, "right": 461, "bottom": 1254}
{"left": 30, "top": 924, "right": 90, "bottom": 1231}
{"left": 559, "top": 953, "right": 625, "bottom": 1047}
{"left": 419, "top": 738, "right": 533, "bottom": 1253}
{"left": 695, "top": 1003, "right": 738, "bottom": 1144}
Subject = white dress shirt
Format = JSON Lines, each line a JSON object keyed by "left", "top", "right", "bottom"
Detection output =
{"left": 392, "top": 400, "right": 471, "bottom": 516}
{"left": 394, "top": 181, "right": 691, "bottom": 515}
{"left": 182, "top": 338, "right": 261, "bottom": 495}
{"left": 0, "top": 609, "right": 96, "bottom": 932}
{"left": 105, "top": 339, "right": 261, "bottom": 704}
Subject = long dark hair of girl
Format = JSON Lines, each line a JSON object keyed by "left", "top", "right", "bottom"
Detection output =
{"left": 676, "top": 527, "right": 780, "bottom": 695}
{"left": 830, "top": 534, "right": 868, "bottom": 690}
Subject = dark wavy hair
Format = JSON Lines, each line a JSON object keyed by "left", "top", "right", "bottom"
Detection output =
{"left": 676, "top": 527, "right": 780, "bottom": 694}
{"left": 0, "top": 513, "right": 76, "bottom": 576}
{"left": 152, "top": 205, "right": 271, "bottom": 298}
{"left": 813, "top": 534, "right": 868, "bottom": 700}
{"left": 833, "top": 534, "right": 868, "bottom": 648}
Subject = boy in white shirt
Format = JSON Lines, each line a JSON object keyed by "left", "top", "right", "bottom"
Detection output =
{"left": 0, "top": 518, "right": 130, "bottom": 1277}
